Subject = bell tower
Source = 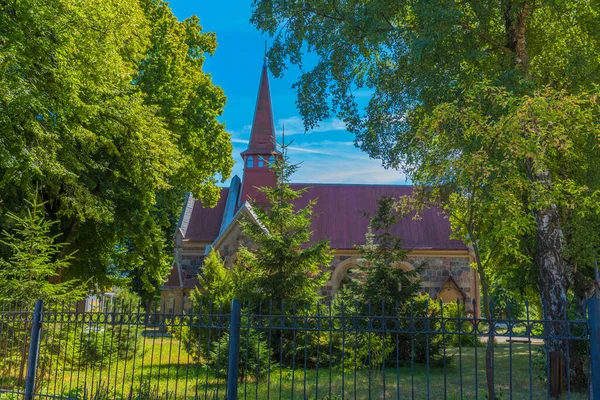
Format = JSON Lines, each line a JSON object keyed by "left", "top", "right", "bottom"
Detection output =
{"left": 239, "top": 59, "right": 281, "bottom": 206}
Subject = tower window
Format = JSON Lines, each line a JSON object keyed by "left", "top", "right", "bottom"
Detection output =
{"left": 247, "top": 156, "right": 254, "bottom": 168}
{"left": 269, "top": 156, "right": 275, "bottom": 165}
{"left": 258, "top": 157, "right": 264, "bottom": 167}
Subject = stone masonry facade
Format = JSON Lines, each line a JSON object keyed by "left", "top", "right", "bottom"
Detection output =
{"left": 321, "top": 252, "right": 476, "bottom": 314}
{"left": 164, "top": 225, "right": 477, "bottom": 316}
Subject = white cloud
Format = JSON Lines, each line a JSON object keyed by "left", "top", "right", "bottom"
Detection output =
{"left": 231, "top": 138, "right": 249, "bottom": 144}
{"left": 276, "top": 116, "right": 347, "bottom": 135}
{"left": 224, "top": 115, "right": 408, "bottom": 185}
{"left": 294, "top": 158, "right": 407, "bottom": 184}
{"left": 287, "top": 146, "right": 336, "bottom": 156}
{"left": 229, "top": 117, "right": 348, "bottom": 139}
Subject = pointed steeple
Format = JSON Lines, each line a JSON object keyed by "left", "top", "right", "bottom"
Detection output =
{"left": 241, "top": 59, "right": 278, "bottom": 156}
{"left": 239, "top": 59, "right": 281, "bottom": 206}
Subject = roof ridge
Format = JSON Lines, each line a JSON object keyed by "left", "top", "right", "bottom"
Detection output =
{"left": 289, "top": 182, "right": 413, "bottom": 187}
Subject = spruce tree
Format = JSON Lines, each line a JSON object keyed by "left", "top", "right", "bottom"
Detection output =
{"left": 0, "top": 195, "right": 86, "bottom": 302}
{"left": 357, "top": 195, "right": 422, "bottom": 314}
{"left": 192, "top": 249, "right": 233, "bottom": 306}
{"left": 234, "top": 140, "right": 333, "bottom": 306}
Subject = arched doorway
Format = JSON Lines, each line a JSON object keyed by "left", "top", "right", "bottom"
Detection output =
{"left": 328, "top": 258, "right": 416, "bottom": 297}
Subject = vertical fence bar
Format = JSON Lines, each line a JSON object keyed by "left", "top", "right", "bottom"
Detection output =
{"left": 588, "top": 297, "right": 600, "bottom": 400}
{"left": 24, "top": 299, "right": 43, "bottom": 400}
{"left": 227, "top": 299, "right": 242, "bottom": 400}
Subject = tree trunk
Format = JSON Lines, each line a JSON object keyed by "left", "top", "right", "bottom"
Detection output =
{"left": 534, "top": 203, "right": 567, "bottom": 349}
{"left": 534, "top": 202, "right": 567, "bottom": 399}
{"left": 472, "top": 238, "right": 496, "bottom": 400}
{"left": 507, "top": 2, "right": 568, "bottom": 395}
{"left": 144, "top": 296, "right": 154, "bottom": 325}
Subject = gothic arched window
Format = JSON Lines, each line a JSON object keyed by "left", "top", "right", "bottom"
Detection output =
{"left": 258, "top": 156, "right": 264, "bottom": 167}
{"left": 247, "top": 156, "right": 254, "bottom": 168}
{"left": 269, "top": 156, "right": 275, "bottom": 165}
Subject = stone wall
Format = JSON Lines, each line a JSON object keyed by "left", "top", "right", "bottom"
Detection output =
{"left": 322, "top": 252, "right": 476, "bottom": 313}
{"left": 164, "top": 235, "right": 477, "bottom": 315}
{"left": 213, "top": 222, "right": 254, "bottom": 270}
{"left": 407, "top": 255, "right": 474, "bottom": 306}
{"left": 160, "top": 288, "right": 193, "bottom": 315}
{"left": 179, "top": 253, "right": 204, "bottom": 278}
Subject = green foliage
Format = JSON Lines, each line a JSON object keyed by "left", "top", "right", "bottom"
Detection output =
{"left": 183, "top": 250, "right": 233, "bottom": 361}
{"left": 331, "top": 292, "right": 445, "bottom": 366}
{"left": 442, "top": 302, "right": 477, "bottom": 348}
{"left": 193, "top": 249, "right": 233, "bottom": 306}
{"left": 0, "top": 195, "right": 86, "bottom": 302}
{"left": 234, "top": 144, "right": 333, "bottom": 305}
{"left": 0, "top": 0, "right": 233, "bottom": 299}
{"left": 65, "top": 325, "right": 142, "bottom": 367}
{"left": 252, "top": 0, "right": 600, "bottom": 143}
{"left": 488, "top": 285, "right": 524, "bottom": 319}
{"left": 397, "top": 294, "right": 444, "bottom": 364}
{"left": 356, "top": 195, "right": 422, "bottom": 313}
{"left": 209, "top": 329, "right": 274, "bottom": 380}
{"left": 328, "top": 199, "right": 444, "bottom": 365}
{"left": 250, "top": 1, "right": 600, "bottom": 350}
{"left": 60, "top": 382, "right": 171, "bottom": 400}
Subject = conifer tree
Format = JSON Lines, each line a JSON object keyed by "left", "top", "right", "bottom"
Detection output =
{"left": 192, "top": 249, "right": 233, "bottom": 306}
{"left": 0, "top": 195, "right": 86, "bottom": 302}
{"left": 357, "top": 195, "right": 422, "bottom": 314}
{"left": 234, "top": 139, "right": 333, "bottom": 306}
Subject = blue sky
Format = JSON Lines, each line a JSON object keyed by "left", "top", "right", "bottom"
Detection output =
{"left": 169, "top": 0, "right": 406, "bottom": 185}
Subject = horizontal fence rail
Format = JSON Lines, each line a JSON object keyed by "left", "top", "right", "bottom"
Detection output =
{"left": 0, "top": 298, "right": 595, "bottom": 399}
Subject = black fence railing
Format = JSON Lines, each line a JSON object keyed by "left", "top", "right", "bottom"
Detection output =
{"left": 0, "top": 298, "right": 599, "bottom": 399}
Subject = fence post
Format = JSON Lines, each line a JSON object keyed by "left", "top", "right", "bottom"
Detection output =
{"left": 24, "top": 299, "right": 43, "bottom": 400}
{"left": 227, "top": 299, "right": 242, "bottom": 400}
{"left": 589, "top": 297, "right": 600, "bottom": 399}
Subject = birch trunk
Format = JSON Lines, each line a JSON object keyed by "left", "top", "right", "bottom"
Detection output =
{"left": 507, "top": 0, "right": 568, "bottom": 353}
{"left": 535, "top": 202, "right": 567, "bottom": 350}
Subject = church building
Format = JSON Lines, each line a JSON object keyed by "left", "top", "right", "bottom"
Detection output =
{"left": 161, "top": 61, "right": 479, "bottom": 315}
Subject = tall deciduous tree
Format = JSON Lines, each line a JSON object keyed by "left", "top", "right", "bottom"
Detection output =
{"left": 0, "top": 0, "right": 233, "bottom": 300}
{"left": 250, "top": 0, "right": 600, "bottom": 367}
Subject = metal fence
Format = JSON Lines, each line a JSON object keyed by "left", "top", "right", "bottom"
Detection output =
{"left": 0, "top": 297, "right": 599, "bottom": 399}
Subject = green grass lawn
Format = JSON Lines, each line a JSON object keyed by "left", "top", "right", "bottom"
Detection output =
{"left": 27, "top": 337, "right": 587, "bottom": 400}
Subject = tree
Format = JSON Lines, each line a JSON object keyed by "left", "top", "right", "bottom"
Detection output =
{"left": 251, "top": 4, "right": 600, "bottom": 395}
{"left": 0, "top": 195, "right": 86, "bottom": 302}
{"left": 0, "top": 0, "right": 233, "bottom": 300}
{"left": 356, "top": 195, "right": 422, "bottom": 313}
{"left": 185, "top": 249, "right": 233, "bottom": 361}
{"left": 192, "top": 249, "right": 233, "bottom": 306}
{"left": 399, "top": 85, "right": 600, "bottom": 396}
{"left": 234, "top": 142, "right": 334, "bottom": 306}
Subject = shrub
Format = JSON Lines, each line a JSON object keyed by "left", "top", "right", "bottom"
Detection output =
{"left": 209, "top": 328, "right": 274, "bottom": 380}
{"left": 442, "top": 302, "right": 476, "bottom": 347}
{"left": 64, "top": 325, "right": 142, "bottom": 367}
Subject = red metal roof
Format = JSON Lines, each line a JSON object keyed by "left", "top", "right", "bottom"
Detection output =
{"left": 163, "top": 262, "right": 181, "bottom": 288}
{"left": 290, "top": 184, "right": 467, "bottom": 250}
{"left": 162, "top": 260, "right": 203, "bottom": 289}
{"left": 184, "top": 188, "right": 229, "bottom": 242}
{"left": 185, "top": 184, "right": 466, "bottom": 251}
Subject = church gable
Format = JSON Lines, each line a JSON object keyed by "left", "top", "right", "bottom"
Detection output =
{"left": 211, "top": 202, "right": 264, "bottom": 270}
{"left": 435, "top": 275, "right": 468, "bottom": 303}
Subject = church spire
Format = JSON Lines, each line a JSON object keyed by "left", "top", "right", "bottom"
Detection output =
{"left": 241, "top": 60, "right": 278, "bottom": 156}
{"left": 239, "top": 59, "right": 281, "bottom": 206}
